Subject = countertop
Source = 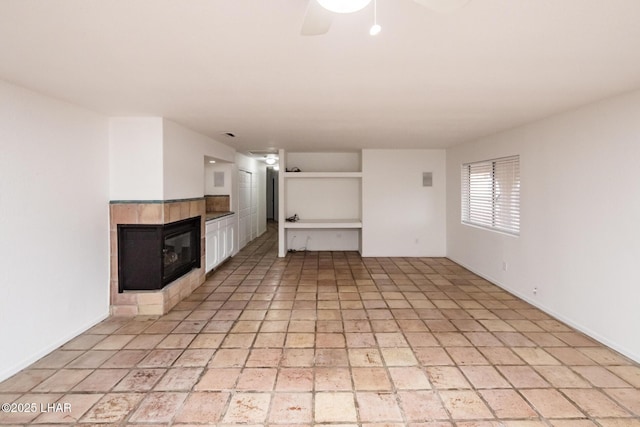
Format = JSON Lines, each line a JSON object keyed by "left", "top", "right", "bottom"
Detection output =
{"left": 205, "top": 211, "right": 235, "bottom": 222}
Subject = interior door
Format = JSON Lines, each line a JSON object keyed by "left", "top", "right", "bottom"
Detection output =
{"left": 250, "top": 170, "right": 258, "bottom": 240}
{"left": 238, "top": 170, "right": 251, "bottom": 249}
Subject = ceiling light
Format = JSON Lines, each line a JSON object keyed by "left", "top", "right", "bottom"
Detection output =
{"left": 209, "top": 160, "right": 216, "bottom": 164}
{"left": 265, "top": 157, "right": 277, "bottom": 165}
{"left": 317, "top": 0, "right": 372, "bottom": 14}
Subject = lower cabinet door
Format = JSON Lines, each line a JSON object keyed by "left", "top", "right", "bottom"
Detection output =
{"left": 218, "top": 226, "right": 227, "bottom": 264}
{"left": 227, "top": 219, "right": 236, "bottom": 256}
{"left": 205, "top": 230, "right": 218, "bottom": 272}
{"left": 206, "top": 216, "right": 237, "bottom": 272}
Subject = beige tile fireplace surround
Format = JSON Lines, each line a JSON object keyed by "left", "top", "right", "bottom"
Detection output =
{"left": 109, "top": 199, "right": 206, "bottom": 316}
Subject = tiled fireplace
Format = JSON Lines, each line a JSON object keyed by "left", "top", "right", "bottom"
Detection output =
{"left": 109, "top": 198, "right": 206, "bottom": 316}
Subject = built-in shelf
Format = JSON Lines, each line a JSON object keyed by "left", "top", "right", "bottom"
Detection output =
{"left": 284, "top": 219, "right": 362, "bottom": 229}
{"left": 278, "top": 150, "right": 363, "bottom": 256}
{"left": 284, "top": 171, "right": 362, "bottom": 179}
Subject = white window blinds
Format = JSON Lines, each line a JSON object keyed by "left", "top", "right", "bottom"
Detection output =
{"left": 461, "top": 155, "right": 520, "bottom": 235}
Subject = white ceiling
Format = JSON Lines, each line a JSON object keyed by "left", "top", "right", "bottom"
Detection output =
{"left": 2, "top": 0, "right": 640, "bottom": 154}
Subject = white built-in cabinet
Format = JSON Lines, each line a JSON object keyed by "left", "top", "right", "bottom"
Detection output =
{"left": 206, "top": 213, "right": 236, "bottom": 272}
{"left": 278, "top": 150, "right": 362, "bottom": 257}
{"left": 205, "top": 222, "right": 218, "bottom": 271}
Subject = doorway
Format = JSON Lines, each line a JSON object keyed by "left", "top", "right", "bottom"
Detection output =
{"left": 266, "top": 167, "right": 279, "bottom": 221}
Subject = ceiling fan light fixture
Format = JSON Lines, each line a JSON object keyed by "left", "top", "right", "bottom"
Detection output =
{"left": 369, "top": 0, "right": 380, "bottom": 35}
{"left": 316, "top": 0, "right": 372, "bottom": 14}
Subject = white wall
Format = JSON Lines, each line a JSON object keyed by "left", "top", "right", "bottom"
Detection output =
{"left": 362, "top": 149, "right": 447, "bottom": 257}
{"left": 287, "top": 229, "right": 360, "bottom": 252}
{"left": 447, "top": 89, "right": 640, "bottom": 362}
{"left": 163, "top": 119, "right": 235, "bottom": 200}
{"left": 204, "top": 162, "right": 234, "bottom": 196}
{"left": 109, "top": 117, "right": 164, "bottom": 200}
{"left": 286, "top": 178, "right": 361, "bottom": 219}
{"left": 0, "top": 81, "right": 110, "bottom": 381}
{"left": 287, "top": 152, "right": 360, "bottom": 172}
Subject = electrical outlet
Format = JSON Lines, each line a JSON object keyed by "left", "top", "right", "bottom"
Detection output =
{"left": 533, "top": 287, "right": 538, "bottom": 295}
{"left": 502, "top": 261, "right": 508, "bottom": 271}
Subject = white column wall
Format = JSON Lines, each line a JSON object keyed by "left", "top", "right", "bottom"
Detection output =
{"left": 446, "top": 89, "right": 640, "bottom": 362}
{"left": 0, "top": 81, "right": 110, "bottom": 381}
{"left": 162, "top": 119, "right": 235, "bottom": 200}
{"left": 362, "top": 149, "right": 447, "bottom": 257}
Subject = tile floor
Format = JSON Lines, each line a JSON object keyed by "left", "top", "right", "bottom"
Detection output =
{"left": 1, "top": 223, "right": 640, "bottom": 426}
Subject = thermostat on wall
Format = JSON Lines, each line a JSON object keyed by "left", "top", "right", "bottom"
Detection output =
{"left": 423, "top": 172, "right": 433, "bottom": 187}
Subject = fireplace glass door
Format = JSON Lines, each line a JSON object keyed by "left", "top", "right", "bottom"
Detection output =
{"left": 118, "top": 216, "right": 201, "bottom": 292}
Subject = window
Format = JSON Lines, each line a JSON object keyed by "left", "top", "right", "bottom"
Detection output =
{"left": 461, "top": 155, "right": 520, "bottom": 235}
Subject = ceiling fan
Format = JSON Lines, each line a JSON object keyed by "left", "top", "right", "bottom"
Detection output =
{"left": 301, "top": 0, "right": 471, "bottom": 36}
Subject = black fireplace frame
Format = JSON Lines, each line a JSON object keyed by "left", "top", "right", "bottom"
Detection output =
{"left": 117, "top": 216, "right": 201, "bottom": 292}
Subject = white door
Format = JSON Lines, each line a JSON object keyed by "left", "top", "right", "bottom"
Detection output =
{"left": 238, "top": 170, "right": 252, "bottom": 249}
{"left": 250, "top": 170, "right": 258, "bottom": 240}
